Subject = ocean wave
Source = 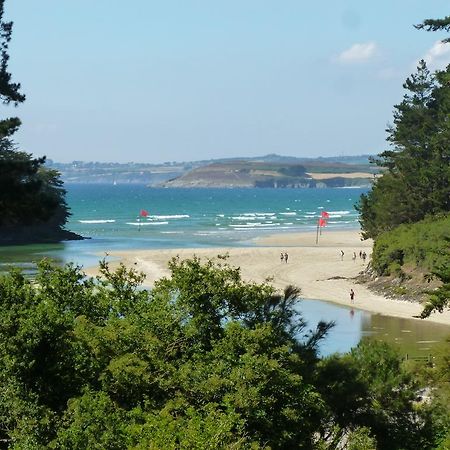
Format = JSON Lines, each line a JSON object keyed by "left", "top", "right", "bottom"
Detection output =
{"left": 229, "top": 223, "right": 281, "bottom": 228}
{"left": 79, "top": 219, "right": 116, "bottom": 224}
{"left": 149, "top": 214, "right": 189, "bottom": 219}
{"left": 231, "top": 216, "right": 257, "bottom": 220}
{"left": 126, "top": 221, "right": 169, "bottom": 226}
{"left": 279, "top": 212, "right": 297, "bottom": 216}
{"left": 327, "top": 210, "right": 351, "bottom": 215}
{"left": 233, "top": 226, "right": 293, "bottom": 231}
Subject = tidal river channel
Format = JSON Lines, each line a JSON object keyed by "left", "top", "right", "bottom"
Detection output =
{"left": 298, "top": 298, "right": 449, "bottom": 358}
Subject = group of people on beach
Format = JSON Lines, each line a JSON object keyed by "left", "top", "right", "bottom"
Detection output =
{"left": 340, "top": 250, "right": 367, "bottom": 262}
{"left": 280, "top": 252, "right": 289, "bottom": 263}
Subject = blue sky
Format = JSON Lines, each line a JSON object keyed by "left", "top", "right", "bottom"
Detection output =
{"left": 6, "top": 1, "right": 450, "bottom": 163}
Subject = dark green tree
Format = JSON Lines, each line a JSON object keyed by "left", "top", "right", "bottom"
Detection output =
{"left": 0, "top": 0, "right": 77, "bottom": 244}
{"left": 415, "top": 16, "right": 450, "bottom": 43}
{"left": 357, "top": 60, "right": 450, "bottom": 238}
{"left": 0, "top": 257, "right": 442, "bottom": 448}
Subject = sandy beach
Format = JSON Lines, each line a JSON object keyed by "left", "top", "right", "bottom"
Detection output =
{"left": 86, "top": 230, "right": 450, "bottom": 326}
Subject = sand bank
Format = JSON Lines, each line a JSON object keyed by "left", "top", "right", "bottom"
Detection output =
{"left": 86, "top": 230, "right": 450, "bottom": 326}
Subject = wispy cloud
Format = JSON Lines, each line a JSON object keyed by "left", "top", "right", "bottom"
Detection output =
{"left": 335, "top": 42, "right": 377, "bottom": 64}
{"left": 422, "top": 41, "right": 450, "bottom": 70}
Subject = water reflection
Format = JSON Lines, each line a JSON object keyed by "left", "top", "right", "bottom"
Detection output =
{"left": 298, "top": 298, "right": 450, "bottom": 357}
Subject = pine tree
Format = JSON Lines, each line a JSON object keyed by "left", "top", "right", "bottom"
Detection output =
{"left": 0, "top": 0, "right": 78, "bottom": 243}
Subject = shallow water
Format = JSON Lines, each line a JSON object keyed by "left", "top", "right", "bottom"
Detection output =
{"left": 299, "top": 298, "right": 449, "bottom": 357}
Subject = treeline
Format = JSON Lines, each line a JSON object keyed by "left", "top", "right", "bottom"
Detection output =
{"left": 0, "top": 258, "right": 448, "bottom": 449}
{"left": 357, "top": 60, "right": 450, "bottom": 239}
{"left": 358, "top": 17, "right": 450, "bottom": 317}
{"left": 0, "top": 0, "right": 76, "bottom": 244}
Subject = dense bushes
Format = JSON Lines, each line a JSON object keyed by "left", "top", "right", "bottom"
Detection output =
{"left": 371, "top": 214, "right": 450, "bottom": 277}
{"left": 0, "top": 257, "right": 446, "bottom": 448}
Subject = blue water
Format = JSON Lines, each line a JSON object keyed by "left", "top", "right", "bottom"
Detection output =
{"left": 67, "top": 185, "right": 364, "bottom": 248}
{"left": 1, "top": 185, "right": 366, "bottom": 271}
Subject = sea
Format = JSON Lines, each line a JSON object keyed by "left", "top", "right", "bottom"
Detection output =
{"left": 68, "top": 184, "right": 362, "bottom": 247}
{"left": 1, "top": 184, "right": 448, "bottom": 356}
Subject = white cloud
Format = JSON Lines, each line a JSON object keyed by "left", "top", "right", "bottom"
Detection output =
{"left": 422, "top": 41, "right": 450, "bottom": 70}
{"left": 336, "top": 42, "right": 377, "bottom": 64}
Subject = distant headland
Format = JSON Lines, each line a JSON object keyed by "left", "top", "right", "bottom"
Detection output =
{"left": 48, "top": 153, "right": 379, "bottom": 188}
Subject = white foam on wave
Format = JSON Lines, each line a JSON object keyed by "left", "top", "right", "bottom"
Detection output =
{"left": 79, "top": 219, "right": 116, "bottom": 224}
{"left": 279, "top": 212, "right": 297, "bottom": 216}
{"left": 126, "top": 221, "right": 169, "bottom": 226}
{"left": 194, "top": 231, "right": 220, "bottom": 236}
{"left": 233, "top": 226, "right": 293, "bottom": 231}
{"left": 231, "top": 216, "right": 256, "bottom": 220}
{"left": 229, "top": 222, "right": 281, "bottom": 228}
{"left": 149, "top": 214, "right": 189, "bottom": 220}
{"left": 328, "top": 210, "right": 351, "bottom": 215}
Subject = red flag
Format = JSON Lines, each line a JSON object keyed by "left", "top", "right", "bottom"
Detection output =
{"left": 321, "top": 211, "right": 330, "bottom": 219}
{"left": 318, "top": 218, "right": 326, "bottom": 227}
{"left": 139, "top": 209, "right": 149, "bottom": 217}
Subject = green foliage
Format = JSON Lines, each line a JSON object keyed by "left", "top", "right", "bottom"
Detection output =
{"left": 369, "top": 215, "right": 450, "bottom": 317}
{"left": 415, "top": 16, "right": 450, "bottom": 43}
{"left": 357, "top": 61, "right": 450, "bottom": 239}
{"left": 421, "top": 262, "right": 450, "bottom": 318}
{"left": 0, "top": 257, "right": 444, "bottom": 448}
{"left": 0, "top": 0, "right": 71, "bottom": 243}
{"left": 371, "top": 215, "right": 450, "bottom": 276}
{"left": 315, "top": 340, "right": 437, "bottom": 450}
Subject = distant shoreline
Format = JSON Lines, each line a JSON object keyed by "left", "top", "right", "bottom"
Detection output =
{"left": 86, "top": 229, "right": 450, "bottom": 326}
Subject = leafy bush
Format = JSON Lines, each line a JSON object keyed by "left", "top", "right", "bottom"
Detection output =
{"left": 371, "top": 214, "right": 450, "bottom": 276}
{"left": 0, "top": 258, "right": 442, "bottom": 448}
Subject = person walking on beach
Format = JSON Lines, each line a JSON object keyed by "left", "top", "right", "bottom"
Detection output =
{"left": 350, "top": 289, "right": 355, "bottom": 303}
{"left": 280, "top": 252, "right": 284, "bottom": 263}
{"left": 352, "top": 252, "right": 357, "bottom": 262}
{"left": 284, "top": 252, "right": 289, "bottom": 263}
{"left": 362, "top": 251, "right": 367, "bottom": 263}
{"left": 340, "top": 250, "right": 344, "bottom": 261}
